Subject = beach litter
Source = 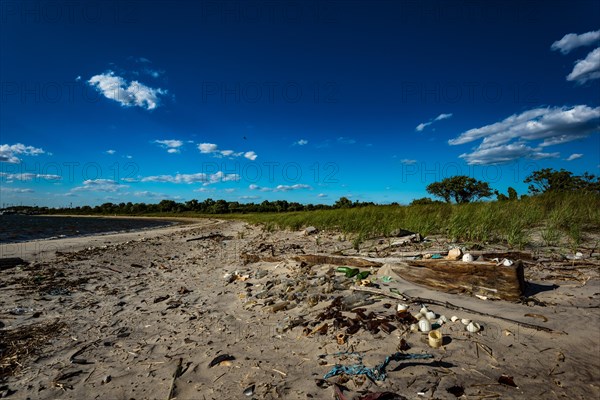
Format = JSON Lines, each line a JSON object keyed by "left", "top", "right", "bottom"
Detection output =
{"left": 323, "top": 351, "right": 434, "bottom": 381}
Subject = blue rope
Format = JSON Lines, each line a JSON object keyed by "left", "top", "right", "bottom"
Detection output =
{"left": 323, "top": 352, "right": 434, "bottom": 381}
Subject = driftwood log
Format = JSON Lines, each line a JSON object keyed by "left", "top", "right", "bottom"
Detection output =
{"left": 391, "top": 260, "right": 525, "bottom": 301}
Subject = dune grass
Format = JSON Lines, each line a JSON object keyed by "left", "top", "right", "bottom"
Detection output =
{"left": 233, "top": 192, "right": 600, "bottom": 248}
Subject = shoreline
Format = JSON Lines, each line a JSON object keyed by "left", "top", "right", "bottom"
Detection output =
{"left": 0, "top": 217, "right": 216, "bottom": 262}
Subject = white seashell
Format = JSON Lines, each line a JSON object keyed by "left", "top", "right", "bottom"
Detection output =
{"left": 397, "top": 304, "right": 409, "bottom": 312}
{"left": 462, "top": 253, "right": 474, "bottom": 262}
{"left": 410, "top": 324, "right": 418, "bottom": 332}
{"left": 419, "top": 306, "right": 428, "bottom": 314}
{"left": 418, "top": 319, "right": 432, "bottom": 333}
{"left": 450, "top": 316, "right": 459, "bottom": 322}
{"left": 502, "top": 259, "right": 514, "bottom": 266}
{"left": 425, "top": 311, "right": 436, "bottom": 320}
{"left": 461, "top": 318, "right": 471, "bottom": 325}
{"left": 413, "top": 312, "right": 424, "bottom": 320}
{"left": 466, "top": 322, "right": 481, "bottom": 333}
{"left": 438, "top": 315, "right": 449, "bottom": 324}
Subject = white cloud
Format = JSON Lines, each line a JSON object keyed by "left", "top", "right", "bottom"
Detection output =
{"left": 223, "top": 188, "right": 236, "bottom": 193}
{"left": 450, "top": 105, "right": 599, "bottom": 147}
{"left": 449, "top": 105, "right": 599, "bottom": 165}
{"left": 244, "top": 151, "right": 257, "bottom": 161}
{"left": 0, "top": 143, "right": 46, "bottom": 163}
{"left": 240, "top": 195, "right": 261, "bottom": 200}
{"left": 415, "top": 123, "right": 429, "bottom": 132}
{"left": 154, "top": 139, "right": 183, "bottom": 154}
{"left": 400, "top": 159, "right": 417, "bottom": 165}
{"left": 565, "top": 153, "right": 583, "bottom": 161}
{"left": 141, "top": 171, "right": 240, "bottom": 185}
{"left": 106, "top": 149, "right": 116, "bottom": 155}
{"left": 566, "top": 47, "right": 600, "bottom": 84}
{"left": 198, "top": 143, "right": 219, "bottom": 153}
{"left": 449, "top": 106, "right": 598, "bottom": 163}
{"left": 133, "top": 191, "right": 174, "bottom": 199}
{"left": 0, "top": 172, "right": 61, "bottom": 181}
{"left": 294, "top": 139, "right": 308, "bottom": 146}
{"left": 416, "top": 113, "right": 453, "bottom": 131}
{"left": 435, "top": 113, "right": 453, "bottom": 121}
{"left": 317, "top": 193, "right": 328, "bottom": 198}
{"left": 88, "top": 71, "right": 167, "bottom": 110}
{"left": 458, "top": 143, "right": 559, "bottom": 165}
{"left": 198, "top": 142, "right": 256, "bottom": 160}
{"left": 0, "top": 187, "right": 34, "bottom": 193}
{"left": 551, "top": 29, "right": 600, "bottom": 54}
{"left": 249, "top": 183, "right": 312, "bottom": 192}
{"left": 71, "top": 179, "right": 129, "bottom": 192}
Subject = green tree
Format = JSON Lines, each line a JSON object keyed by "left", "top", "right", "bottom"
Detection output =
{"left": 426, "top": 175, "right": 493, "bottom": 203}
{"left": 524, "top": 168, "right": 599, "bottom": 194}
{"left": 334, "top": 197, "right": 353, "bottom": 208}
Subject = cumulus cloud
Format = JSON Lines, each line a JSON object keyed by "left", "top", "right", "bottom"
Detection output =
{"left": 566, "top": 47, "right": 600, "bottom": 84}
{"left": 88, "top": 71, "right": 167, "bottom": 110}
{"left": 416, "top": 113, "right": 453, "bottom": 131}
{"left": 154, "top": 139, "right": 184, "bottom": 153}
{"left": 240, "top": 195, "right": 261, "bottom": 200}
{"left": 244, "top": 151, "right": 257, "bottom": 160}
{"left": 249, "top": 183, "right": 312, "bottom": 192}
{"left": 317, "top": 193, "right": 328, "bottom": 198}
{"left": 551, "top": 29, "right": 600, "bottom": 54}
{"left": 198, "top": 143, "right": 218, "bottom": 153}
{"left": 106, "top": 149, "right": 116, "bottom": 155}
{"left": 0, "top": 143, "right": 46, "bottom": 163}
{"left": 0, "top": 172, "right": 61, "bottom": 181}
{"left": 565, "top": 153, "right": 583, "bottom": 161}
{"left": 71, "top": 179, "right": 129, "bottom": 192}
{"left": 141, "top": 171, "right": 240, "bottom": 185}
{"left": 449, "top": 105, "right": 599, "bottom": 165}
{"left": 459, "top": 143, "right": 559, "bottom": 165}
{"left": 293, "top": 139, "right": 308, "bottom": 146}
{"left": 198, "top": 143, "right": 257, "bottom": 160}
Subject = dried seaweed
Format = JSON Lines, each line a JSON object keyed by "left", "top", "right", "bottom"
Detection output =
{"left": 0, "top": 320, "right": 66, "bottom": 378}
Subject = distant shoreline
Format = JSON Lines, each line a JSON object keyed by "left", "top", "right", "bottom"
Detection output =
{"left": 0, "top": 214, "right": 197, "bottom": 245}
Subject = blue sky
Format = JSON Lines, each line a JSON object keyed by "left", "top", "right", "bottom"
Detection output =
{"left": 1, "top": 0, "right": 599, "bottom": 207}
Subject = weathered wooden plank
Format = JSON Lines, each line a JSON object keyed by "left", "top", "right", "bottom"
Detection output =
{"left": 391, "top": 259, "right": 525, "bottom": 301}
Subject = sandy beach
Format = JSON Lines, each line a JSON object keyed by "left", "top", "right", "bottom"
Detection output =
{"left": 1, "top": 219, "right": 599, "bottom": 399}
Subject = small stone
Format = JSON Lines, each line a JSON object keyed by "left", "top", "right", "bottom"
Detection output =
{"left": 303, "top": 226, "right": 318, "bottom": 235}
{"left": 102, "top": 375, "right": 112, "bottom": 384}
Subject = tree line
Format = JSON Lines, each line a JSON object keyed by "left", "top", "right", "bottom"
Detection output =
{"left": 3, "top": 168, "right": 598, "bottom": 215}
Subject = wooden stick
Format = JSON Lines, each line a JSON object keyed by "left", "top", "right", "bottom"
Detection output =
{"left": 167, "top": 358, "right": 183, "bottom": 400}
{"left": 350, "top": 286, "right": 562, "bottom": 334}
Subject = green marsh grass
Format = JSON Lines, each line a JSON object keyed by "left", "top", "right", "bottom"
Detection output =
{"left": 234, "top": 192, "right": 599, "bottom": 246}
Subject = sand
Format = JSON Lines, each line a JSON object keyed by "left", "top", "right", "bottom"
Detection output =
{"left": 1, "top": 219, "right": 599, "bottom": 399}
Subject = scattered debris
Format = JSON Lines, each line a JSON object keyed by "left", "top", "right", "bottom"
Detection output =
{"left": 208, "top": 354, "right": 235, "bottom": 368}
{"left": 323, "top": 352, "right": 434, "bottom": 381}
{"left": 498, "top": 374, "right": 518, "bottom": 388}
